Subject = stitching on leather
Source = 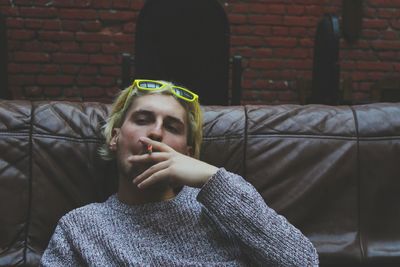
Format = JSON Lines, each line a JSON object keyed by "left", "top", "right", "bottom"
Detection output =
{"left": 34, "top": 104, "right": 77, "bottom": 135}
{"left": 203, "top": 135, "right": 243, "bottom": 140}
{"left": 244, "top": 106, "right": 248, "bottom": 178}
{"left": 32, "top": 133, "right": 103, "bottom": 143}
{"left": 23, "top": 101, "right": 33, "bottom": 264}
{"left": 350, "top": 105, "right": 365, "bottom": 263}
{"left": 358, "top": 136, "right": 400, "bottom": 141}
{"left": 0, "top": 132, "right": 30, "bottom": 136}
{"left": 247, "top": 134, "right": 357, "bottom": 141}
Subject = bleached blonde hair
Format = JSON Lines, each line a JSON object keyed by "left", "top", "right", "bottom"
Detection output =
{"left": 99, "top": 81, "right": 203, "bottom": 160}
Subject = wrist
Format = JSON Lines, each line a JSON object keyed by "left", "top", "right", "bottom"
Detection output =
{"left": 201, "top": 165, "right": 219, "bottom": 187}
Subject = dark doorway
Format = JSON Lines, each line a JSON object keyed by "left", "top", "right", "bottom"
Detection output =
{"left": 309, "top": 14, "right": 340, "bottom": 105}
{"left": 134, "top": 0, "right": 230, "bottom": 105}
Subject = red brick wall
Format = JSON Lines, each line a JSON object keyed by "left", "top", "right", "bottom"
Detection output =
{"left": 1, "top": 0, "right": 143, "bottom": 102}
{"left": 1, "top": 0, "right": 399, "bottom": 104}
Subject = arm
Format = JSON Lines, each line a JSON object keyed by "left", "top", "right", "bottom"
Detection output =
{"left": 129, "top": 138, "right": 318, "bottom": 265}
{"left": 197, "top": 168, "right": 319, "bottom": 267}
{"left": 40, "top": 221, "right": 84, "bottom": 267}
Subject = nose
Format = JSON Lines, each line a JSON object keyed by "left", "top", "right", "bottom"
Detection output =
{"left": 147, "top": 121, "right": 163, "bottom": 142}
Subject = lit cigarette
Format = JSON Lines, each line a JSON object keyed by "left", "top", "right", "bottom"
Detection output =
{"left": 147, "top": 144, "right": 153, "bottom": 155}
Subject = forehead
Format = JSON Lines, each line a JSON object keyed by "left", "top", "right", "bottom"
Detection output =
{"left": 127, "top": 94, "right": 187, "bottom": 122}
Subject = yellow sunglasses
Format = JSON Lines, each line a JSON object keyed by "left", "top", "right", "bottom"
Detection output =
{"left": 132, "top": 79, "right": 199, "bottom": 103}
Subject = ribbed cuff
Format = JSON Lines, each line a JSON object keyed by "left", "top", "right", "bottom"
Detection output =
{"left": 197, "top": 168, "right": 254, "bottom": 212}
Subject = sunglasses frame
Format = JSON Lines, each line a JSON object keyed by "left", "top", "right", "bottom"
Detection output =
{"left": 132, "top": 79, "right": 199, "bottom": 103}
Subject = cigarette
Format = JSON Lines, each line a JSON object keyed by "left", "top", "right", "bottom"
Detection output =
{"left": 147, "top": 144, "right": 153, "bottom": 155}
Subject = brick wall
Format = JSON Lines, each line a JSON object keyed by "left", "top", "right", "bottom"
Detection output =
{"left": 1, "top": 0, "right": 399, "bottom": 104}
{"left": 1, "top": 0, "right": 143, "bottom": 102}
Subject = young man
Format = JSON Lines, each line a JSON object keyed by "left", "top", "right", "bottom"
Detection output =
{"left": 40, "top": 80, "right": 319, "bottom": 266}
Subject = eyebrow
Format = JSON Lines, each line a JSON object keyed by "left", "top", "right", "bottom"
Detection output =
{"left": 132, "top": 109, "right": 185, "bottom": 126}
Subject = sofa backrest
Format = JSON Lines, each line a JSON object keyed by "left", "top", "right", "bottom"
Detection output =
{"left": 0, "top": 100, "right": 399, "bottom": 266}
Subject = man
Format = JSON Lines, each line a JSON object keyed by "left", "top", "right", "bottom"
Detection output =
{"left": 40, "top": 79, "right": 319, "bottom": 266}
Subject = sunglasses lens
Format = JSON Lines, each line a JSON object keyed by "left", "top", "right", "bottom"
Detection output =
{"left": 173, "top": 87, "right": 194, "bottom": 100}
{"left": 138, "top": 81, "right": 162, "bottom": 89}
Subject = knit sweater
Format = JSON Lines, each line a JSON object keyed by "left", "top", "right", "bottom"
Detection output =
{"left": 40, "top": 168, "right": 319, "bottom": 266}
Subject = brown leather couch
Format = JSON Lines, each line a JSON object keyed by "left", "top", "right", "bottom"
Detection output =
{"left": 1, "top": 100, "right": 399, "bottom": 266}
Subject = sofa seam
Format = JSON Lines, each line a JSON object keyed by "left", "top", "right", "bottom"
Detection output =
{"left": 32, "top": 133, "right": 103, "bottom": 143}
{"left": 202, "top": 135, "right": 243, "bottom": 140}
{"left": 204, "top": 134, "right": 359, "bottom": 140}
{"left": 22, "top": 101, "right": 34, "bottom": 264}
{"left": 350, "top": 105, "right": 365, "bottom": 263}
{"left": 0, "top": 132, "right": 30, "bottom": 136}
{"left": 247, "top": 134, "right": 357, "bottom": 140}
{"left": 358, "top": 136, "right": 400, "bottom": 141}
{"left": 243, "top": 105, "right": 248, "bottom": 179}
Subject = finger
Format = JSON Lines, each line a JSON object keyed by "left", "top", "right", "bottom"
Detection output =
{"left": 139, "top": 137, "right": 175, "bottom": 153}
{"left": 128, "top": 152, "right": 169, "bottom": 164}
{"left": 133, "top": 160, "right": 170, "bottom": 185}
{"left": 137, "top": 168, "right": 171, "bottom": 189}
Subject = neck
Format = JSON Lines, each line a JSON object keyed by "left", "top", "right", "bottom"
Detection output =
{"left": 117, "top": 176, "right": 177, "bottom": 205}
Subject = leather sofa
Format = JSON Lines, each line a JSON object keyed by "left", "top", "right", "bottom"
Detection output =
{"left": 0, "top": 100, "right": 399, "bottom": 266}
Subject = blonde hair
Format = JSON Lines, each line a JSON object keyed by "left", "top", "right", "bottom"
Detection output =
{"left": 99, "top": 81, "right": 203, "bottom": 160}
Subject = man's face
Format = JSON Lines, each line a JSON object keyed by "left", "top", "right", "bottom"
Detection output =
{"left": 110, "top": 94, "right": 191, "bottom": 180}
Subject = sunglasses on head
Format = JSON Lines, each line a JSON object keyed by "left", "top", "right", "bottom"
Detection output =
{"left": 132, "top": 79, "right": 198, "bottom": 103}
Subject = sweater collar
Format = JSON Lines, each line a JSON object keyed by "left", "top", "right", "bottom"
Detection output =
{"left": 106, "top": 186, "right": 194, "bottom": 215}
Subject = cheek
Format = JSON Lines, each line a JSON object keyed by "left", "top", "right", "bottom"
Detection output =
{"left": 165, "top": 136, "right": 189, "bottom": 154}
{"left": 117, "top": 128, "right": 143, "bottom": 152}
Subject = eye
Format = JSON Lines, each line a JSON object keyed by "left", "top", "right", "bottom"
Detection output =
{"left": 133, "top": 115, "right": 150, "bottom": 125}
{"left": 165, "top": 122, "right": 183, "bottom": 134}
{"left": 135, "top": 119, "right": 146, "bottom": 124}
{"left": 166, "top": 124, "right": 178, "bottom": 133}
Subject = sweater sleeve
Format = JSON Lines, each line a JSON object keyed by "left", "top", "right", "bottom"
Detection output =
{"left": 197, "top": 168, "right": 319, "bottom": 267}
{"left": 39, "top": 220, "right": 84, "bottom": 267}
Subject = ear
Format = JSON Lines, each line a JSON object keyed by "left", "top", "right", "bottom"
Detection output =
{"left": 109, "top": 128, "right": 120, "bottom": 152}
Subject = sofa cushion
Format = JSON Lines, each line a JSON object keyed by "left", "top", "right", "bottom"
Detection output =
{"left": 1, "top": 100, "right": 400, "bottom": 266}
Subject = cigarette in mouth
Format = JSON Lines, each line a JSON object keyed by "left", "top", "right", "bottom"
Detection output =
{"left": 147, "top": 144, "right": 153, "bottom": 155}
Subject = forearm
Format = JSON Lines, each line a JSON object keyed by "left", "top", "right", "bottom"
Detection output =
{"left": 197, "top": 168, "right": 319, "bottom": 266}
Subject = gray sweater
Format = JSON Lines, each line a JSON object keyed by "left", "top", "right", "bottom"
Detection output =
{"left": 40, "top": 168, "right": 319, "bottom": 266}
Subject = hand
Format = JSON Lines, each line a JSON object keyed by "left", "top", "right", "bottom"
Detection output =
{"left": 130, "top": 137, "right": 219, "bottom": 189}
